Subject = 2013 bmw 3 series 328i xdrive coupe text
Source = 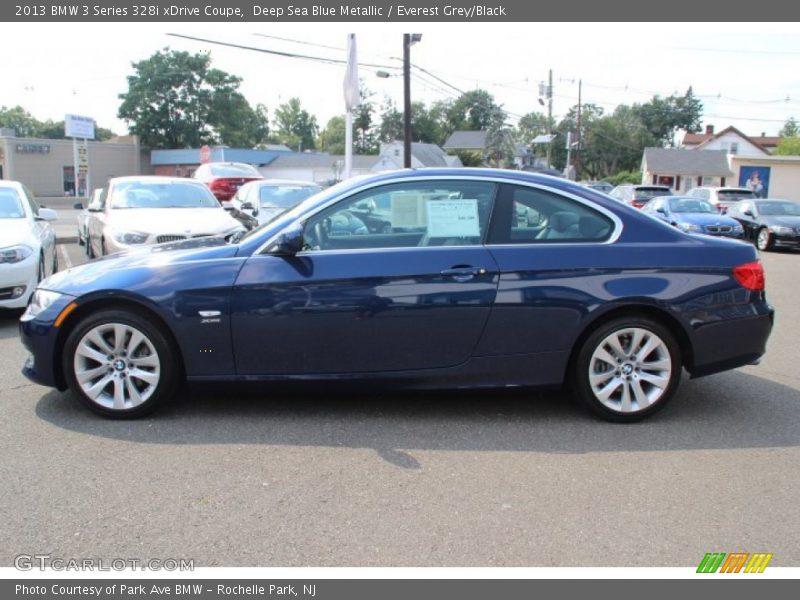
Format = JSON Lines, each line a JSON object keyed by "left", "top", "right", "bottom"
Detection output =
{"left": 19, "top": 169, "right": 774, "bottom": 422}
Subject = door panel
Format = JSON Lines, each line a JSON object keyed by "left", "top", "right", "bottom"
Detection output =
{"left": 231, "top": 248, "right": 499, "bottom": 374}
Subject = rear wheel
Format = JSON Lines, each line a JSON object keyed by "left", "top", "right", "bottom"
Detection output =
{"left": 756, "top": 227, "right": 773, "bottom": 251}
{"left": 63, "top": 309, "right": 180, "bottom": 418}
{"left": 572, "top": 317, "right": 681, "bottom": 422}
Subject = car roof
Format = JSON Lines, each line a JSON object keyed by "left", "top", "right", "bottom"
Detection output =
{"left": 109, "top": 175, "right": 208, "bottom": 185}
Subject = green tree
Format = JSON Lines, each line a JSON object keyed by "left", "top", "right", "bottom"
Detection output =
{"left": 118, "top": 48, "right": 259, "bottom": 149}
{"left": 444, "top": 89, "right": 506, "bottom": 135}
{"left": 632, "top": 87, "right": 703, "bottom": 146}
{"left": 775, "top": 136, "right": 800, "bottom": 155}
{"left": 0, "top": 106, "right": 41, "bottom": 137}
{"left": 318, "top": 116, "right": 347, "bottom": 155}
{"left": 353, "top": 84, "right": 378, "bottom": 154}
{"left": 274, "top": 97, "right": 319, "bottom": 151}
{"left": 780, "top": 117, "right": 799, "bottom": 138}
{"left": 483, "top": 125, "right": 517, "bottom": 168}
{"left": 378, "top": 98, "right": 404, "bottom": 143}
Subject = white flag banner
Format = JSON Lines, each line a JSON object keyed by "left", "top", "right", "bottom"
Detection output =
{"left": 343, "top": 33, "right": 359, "bottom": 112}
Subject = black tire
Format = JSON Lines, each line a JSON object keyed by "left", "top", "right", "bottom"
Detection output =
{"left": 62, "top": 309, "right": 181, "bottom": 419}
{"left": 101, "top": 238, "right": 108, "bottom": 256}
{"left": 86, "top": 236, "right": 95, "bottom": 259}
{"left": 756, "top": 227, "right": 773, "bottom": 252}
{"left": 571, "top": 316, "right": 682, "bottom": 423}
{"left": 51, "top": 248, "right": 58, "bottom": 274}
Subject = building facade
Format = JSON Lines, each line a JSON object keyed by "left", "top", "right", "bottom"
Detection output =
{"left": 0, "top": 133, "right": 146, "bottom": 197}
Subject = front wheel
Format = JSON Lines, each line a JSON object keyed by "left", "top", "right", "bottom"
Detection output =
{"left": 756, "top": 228, "right": 773, "bottom": 251}
{"left": 572, "top": 317, "right": 682, "bottom": 422}
{"left": 63, "top": 309, "right": 180, "bottom": 418}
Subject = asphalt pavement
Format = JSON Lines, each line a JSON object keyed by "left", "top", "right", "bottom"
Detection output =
{"left": 1, "top": 246, "right": 798, "bottom": 567}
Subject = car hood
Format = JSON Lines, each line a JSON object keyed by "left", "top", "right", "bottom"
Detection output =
{"left": 39, "top": 237, "right": 240, "bottom": 297}
{"left": 675, "top": 213, "right": 740, "bottom": 227}
{"left": 107, "top": 208, "right": 241, "bottom": 234}
{"left": 760, "top": 215, "right": 800, "bottom": 227}
{"left": 0, "top": 219, "right": 34, "bottom": 245}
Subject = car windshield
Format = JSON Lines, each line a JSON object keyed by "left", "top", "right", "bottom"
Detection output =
{"left": 758, "top": 201, "right": 800, "bottom": 216}
{"left": 718, "top": 189, "right": 755, "bottom": 201}
{"left": 260, "top": 185, "right": 322, "bottom": 208}
{"left": 0, "top": 189, "right": 25, "bottom": 219}
{"left": 210, "top": 164, "right": 260, "bottom": 177}
{"left": 110, "top": 181, "right": 220, "bottom": 209}
{"left": 669, "top": 198, "right": 715, "bottom": 213}
{"left": 634, "top": 188, "right": 671, "bottom": 200}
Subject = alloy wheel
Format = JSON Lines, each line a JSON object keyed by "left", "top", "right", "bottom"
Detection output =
{"left": 73, "top": 322, "right": 161, "bottom": 411}
{"left": 588, "top": 327, "right": 672, "bottom": 414}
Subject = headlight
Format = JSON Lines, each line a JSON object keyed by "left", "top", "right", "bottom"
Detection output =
{"left": 0, "top": 244, "right": 33, "bottom": 264}
{"left": 733, "top": 224, "right": 744, "bottom": 233}
{"left": 770, "top": 225, "right": 793, "bottom": 235}
{"left": 21, "top": 289, "right": 64, "bottom": 321}
{"left": 678, "top": 222, "right": 701, "bottom": 233}
{"left": 112, "top": 230, "right": 149, "bottom": 244}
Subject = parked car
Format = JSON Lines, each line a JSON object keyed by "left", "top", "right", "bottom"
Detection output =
{"left": 686, "top": 186, "right": 756, "bottom": 214}
{"left": 582, "top": 181, "right": 614, "bottom": 194}
{"left": 85, "top": 176, "right": 245, "bottom": 257}
{"left": 231, "top": 180, "right": 323, "bottom": 226}
{"left": 0, "top": 180, "right": 58, "bottom": 309}
{"left": 727, "top": 198, "right": 800, "bottom": 251}
{"left": 641, "top": 196, "right": 744, "bottom": 239}
{"left": 193, "top": 162, "right": 262, "bottom": 202}
{"left": 20, "top": 169, "right": 773, "bottom": 422}
{"left": 609, "top": 184, "right": 671, "bottom": 208}
{"left": 76, "top": 188, "right": 105, "bottom": 249}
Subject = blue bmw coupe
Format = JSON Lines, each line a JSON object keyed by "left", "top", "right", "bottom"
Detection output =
{"left": 19, "top": 169, "right": 774, "bottom": 422}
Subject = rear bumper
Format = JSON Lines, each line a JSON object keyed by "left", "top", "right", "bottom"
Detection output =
{"left": 689, "top": 305, "right": 774, "bottom": 378}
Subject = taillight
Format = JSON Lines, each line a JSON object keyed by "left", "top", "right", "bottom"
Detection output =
{"left": 733, "top": 260, "right": 765, "bottom": 291}
{"left": 209, "top": 179, "right": 227, "bottom": 191}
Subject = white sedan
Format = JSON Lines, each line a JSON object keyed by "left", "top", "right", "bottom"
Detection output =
{"left": 87, "top": 176, "right": 245, "bottom": 257}
{"left": 0, "top": 180, "right": 58, "bottom": 309}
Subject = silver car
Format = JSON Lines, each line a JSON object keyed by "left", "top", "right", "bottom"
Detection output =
{"left": 230, "top": 179, "right": 323, "bottom": 226}
{"left": 86, "top": 176, "right": 245, "bottom": 257}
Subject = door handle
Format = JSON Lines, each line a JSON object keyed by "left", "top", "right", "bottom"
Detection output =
{"left": 440, "top": 266, "right": 488, "bottom": 282}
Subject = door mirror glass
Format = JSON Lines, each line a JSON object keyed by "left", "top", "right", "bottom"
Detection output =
{"left": 743, "top": 209, "right": 754, "bottom": 217}
{"left": 36, "top": 208, "right": 58, "bottom": 221}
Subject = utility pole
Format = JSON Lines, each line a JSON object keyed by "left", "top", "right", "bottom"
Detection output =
{"left": 576, "top": 78, "right": 582, "bottom": 180}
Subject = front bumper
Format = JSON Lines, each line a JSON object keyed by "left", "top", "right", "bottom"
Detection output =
{"left": 772, "top": 232, "right": 800, "bottom": 249}
{"left": 0, "top": 255, "right": 38, "bottom": 309}
{"left": 19, "top": 293, "right": 76, "bottom": 389}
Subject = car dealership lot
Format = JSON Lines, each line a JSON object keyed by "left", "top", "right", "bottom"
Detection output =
{"left": 1, "top": 244, "right": 798, "bottom": 567}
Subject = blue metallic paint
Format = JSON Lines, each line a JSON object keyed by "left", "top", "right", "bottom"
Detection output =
{"left": 19, "top": 169, "right": 774, "bottom": 395}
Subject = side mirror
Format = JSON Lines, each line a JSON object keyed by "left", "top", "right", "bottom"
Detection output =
{"left": 241, "top": 201, "right": 254, "bottom": 211}
{"left": 87, "top": 204, "right": 102, "bottom": 212}
{"left": 37, "top": 208, "right": 58, "bottom": 221}
{"left": 73, "top": 202, "right": 84, "bottom": 210}
{"left": 270, "top": 223, "right": 304, "bottom": 255}
{"left": 656, "top": 207, "right": 667, "bottom": 215}
{"left": 743, "top": 209, "right": 754, "bottom": 217}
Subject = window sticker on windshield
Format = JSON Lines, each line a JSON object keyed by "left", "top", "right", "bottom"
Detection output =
{"left": 426, "top": 199, "right": 480, "bottom": 238}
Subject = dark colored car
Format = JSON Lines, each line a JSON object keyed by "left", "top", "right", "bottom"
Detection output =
{"left": 727, "top": 198, "right": 800, "bottom": 251}
{"left": 610, "top": 185, "right": 672, "bottom": 209}
{"left": 193, "top": 162, "right": 262, "bottom": 202}
{"left": 19, "top": 169, "right": 773, "bottom": 423}
{"left": 642, "top": 196, "right": 744, "bottom": 239}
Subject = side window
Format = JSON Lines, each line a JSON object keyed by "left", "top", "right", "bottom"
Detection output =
{"left": 303, "top": 181, "right": 496, "bottom": 251}
{"left": 489, "top": 185, "right": 614, "bottom": 244}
